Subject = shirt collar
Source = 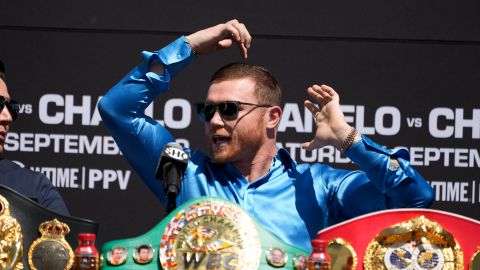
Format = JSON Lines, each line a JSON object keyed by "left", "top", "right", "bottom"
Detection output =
{"left": 275, "top": 148, "right": 296, "bottom": 170}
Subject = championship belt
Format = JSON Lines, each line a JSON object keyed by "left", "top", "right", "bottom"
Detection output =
{"left": 0, "top": 191, "right": 23, "bottom": 270}
{"left": 100, "top": 197, "right": 309, "bottom": 270}
{"left": 0, "top": 185, "right": 99, "bottom": 270}
{"left": 314, "top": 208, "right": 480, "bottom": 270}
{"left": 27, "top": 219, "right": 74, "bottom": 270}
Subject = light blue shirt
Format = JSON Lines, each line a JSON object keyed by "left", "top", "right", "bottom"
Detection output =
{"left": 98, "top": 37, "right": 434, "bottom": 251}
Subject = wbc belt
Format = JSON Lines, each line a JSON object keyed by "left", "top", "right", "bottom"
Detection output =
{"left": 100, "top": 197, "right": 309, "bottom": 270}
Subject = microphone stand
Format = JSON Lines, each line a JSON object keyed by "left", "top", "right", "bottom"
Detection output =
{"left": 166, "top": 189, "right": 179, "bottom": 215}
{"left": 165, "top": 165, "right": 181, "bottom": 215}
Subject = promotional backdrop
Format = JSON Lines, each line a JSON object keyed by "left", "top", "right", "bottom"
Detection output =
{"left": 1, "top": 1, "right": 479, "bottom": 246}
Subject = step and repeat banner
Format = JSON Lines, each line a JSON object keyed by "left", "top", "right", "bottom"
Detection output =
{"left": 1, "top": 1, "right": 479, "bottom": 246}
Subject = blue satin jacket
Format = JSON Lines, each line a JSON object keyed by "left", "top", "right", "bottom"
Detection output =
{"left": 98, "top": 37, "right": 434, "bottom": 251}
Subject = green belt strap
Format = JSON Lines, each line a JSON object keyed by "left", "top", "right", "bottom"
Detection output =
{"left": 100, "top": 197, "right": 309, "bottom": 270}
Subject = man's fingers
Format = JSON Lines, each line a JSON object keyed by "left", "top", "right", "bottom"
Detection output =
{"left": 307, "top": 86, "right": 329, "bottom": 104}
{"left": 301, "top": 141, "right": 312, "bottom": 150}
{"left": 304, "top": 100, "right": 318, "bottom": 114}
{"left": 237, "top": 23, "right": 251, "bottom": 58}
{"left": 236, "top": 22, "right": 251, "bottom": 48}
{"left": 225, "top": 19, "right": 251, "bottom": 58}
{"left": 319, "top": 85, "right": 338, "bottom": 98}
{"left": 301, "top": 140, "right": 319, "bottom": 150}
{"left": 218, "top": 20, "right": 251, "bottom": 58}
{"left": 240, "top": 44, "right": 248, "bottom": 59}
{"left": 221, "top": 23, "right": 240, "bottom": 41}
{"left": 217, "top": 39, "right": 234, "bottom": 49}
{"left": 307, "top": 85, "right": 336, "bottom": 107}
{"left": 312, "top": 85, "right": 333, "bottom": 98}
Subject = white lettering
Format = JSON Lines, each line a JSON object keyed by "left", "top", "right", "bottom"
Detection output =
{"left": 164, "top": 99, "right": 191, "bottom": 129}
{"left": 176, "top": 138, "right": 190, "bottom": 149}
{"left": 278, "top": 104, "right": 304, "bottom": 132}
{"left": 455, "top": 109, "right": 480, "bottom": 139}
{"left": 278, "top": 142, "right": 351, "bottom": 164}
{"left": 454, "top": 148, "right": 469, "bottom": 167}
{"left": 65, "top": 95, "right": 91, "bottom": 125}
{"left": 88, "top": 169, "right": 103, "bottom": 188}
{"left": 429, "top": 108, "right": 480, "bottom": 139}
{"left": 118, "top": 170, "right": 131, "bottom": 190}
{"left": 277, "top": 104, "right": 403, "bottom": 135}
{"left": 31, "top": 167, "right": 79, "bottom": 188}
{"left": 317, "top": 146, "right": 335, "bottom": 163}
{"left": 88, "top": 169, "right": 131, "bottom": 190}
{"left": 429, "top": 108, "right": 454, "bottom": 138}
{"left": 39, "top": 94, "right": 64, "bottom": 124}
{"left": 90, "top": 97, "right": 103, "bottom": 126}
{"left": 374, "top": 106, "right": 401, "bottom": 135}
{"left": 394, "top": 146, "right": 480, "bottom": 168}
{"left": 430, "top": 180, "right": 472, "bottom": 202}
{"left": 424, "top": 147, "right": 440, "bottom": 166}
{"left": 5, "top": 133, "right": 121, "bottom": 155}
{"left": 355, "top": 106, "right": 375, "bottom": 135}
{"left": 103, "top": 170, "right": 117, "bottom": 189}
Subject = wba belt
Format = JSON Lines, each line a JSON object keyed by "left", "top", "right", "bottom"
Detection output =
{"left": 100, "top": 197, "right": 309, "bottom": 270}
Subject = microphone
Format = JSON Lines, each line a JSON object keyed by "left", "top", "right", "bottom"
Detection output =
{"left": 155, "top": 142, "right": 188, "bottom": 213}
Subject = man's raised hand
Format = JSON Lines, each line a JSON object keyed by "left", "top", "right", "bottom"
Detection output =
{"left": 186, "top": 19, "right": 252, "bottom": 59}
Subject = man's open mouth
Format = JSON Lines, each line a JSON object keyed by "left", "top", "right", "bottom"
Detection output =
{"left": 212, "top": 135, "right": 231, "bottom": 144}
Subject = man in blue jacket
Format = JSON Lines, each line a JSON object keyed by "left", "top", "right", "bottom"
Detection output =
{"left": 99, "top": 20, "right": 433, "bottom": 251}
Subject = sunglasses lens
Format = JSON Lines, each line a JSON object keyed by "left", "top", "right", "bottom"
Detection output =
{"left": 196, "top": 102, "right": 240, "bottom": 122}
{"left": 203, "top": 104, "right": 217, "bottom": 122}
{"left": 218, "top": 102, "right": 238, "bottom": 120}
{"left": 0, "top": 97, "right": 19, "bottom": 121}
{"left": 196, "top": 103, "right": 214, "bottom": 122}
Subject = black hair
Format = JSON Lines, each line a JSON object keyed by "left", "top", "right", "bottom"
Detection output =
{"left": 137, "top": 245, "right": 150, "bottom": 251}
{"left": 0, "top": 60, "right": 5, "bottom": 81}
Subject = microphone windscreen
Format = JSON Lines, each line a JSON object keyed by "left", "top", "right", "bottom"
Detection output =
{"left": 155, "top": 142, "right": 188, "bottom": 180}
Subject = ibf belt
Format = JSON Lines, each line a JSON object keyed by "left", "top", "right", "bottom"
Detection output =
{"left": 315, "top": 208, "right": 480, "bottom": 270}
{"left": 100, "top": 197, "right": 309, "bottom": 270}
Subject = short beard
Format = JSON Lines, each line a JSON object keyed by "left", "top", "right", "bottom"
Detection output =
{"left": 208, "top": 125, "right": 264, "bottom": 164}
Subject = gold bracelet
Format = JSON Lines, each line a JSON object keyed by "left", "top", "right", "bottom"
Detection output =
{"left": 338, "top": 128, "right": 358, "bottom": 153}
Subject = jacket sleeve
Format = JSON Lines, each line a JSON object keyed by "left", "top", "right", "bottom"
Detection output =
{"left": 324, "top": 136, "right": 434, "bottom": 223}
{"left": 98, "top": 37, "right": 196, "bottom": 201}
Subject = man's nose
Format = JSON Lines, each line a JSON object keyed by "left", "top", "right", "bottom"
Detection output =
{"left": 0, "top": 106, "right": 13, "bottom": 123}
{"left": 208, "top": 110, "right": 225, "bottom": 126}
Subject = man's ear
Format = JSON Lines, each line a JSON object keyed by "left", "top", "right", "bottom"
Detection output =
{"left": 266, "top": 106, "right": 282, "bottom": 129}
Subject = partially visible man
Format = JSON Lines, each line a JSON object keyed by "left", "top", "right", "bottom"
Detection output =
{"left": 108, "top": 246, "right": 126, "bottom": 265}
{"left": 135, "top": 245, "right": 152, "bottom": 264}
{"left": 0, "top": 60, "right": 69, "bottom": 216}
{"left": 269, "top": 247, "right": 286, "bottom": 266}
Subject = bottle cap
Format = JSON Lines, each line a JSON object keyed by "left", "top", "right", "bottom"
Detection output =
{"left": 78, "top": 233, "right": 96, "bottom": 241}
{"left": 311, "top": 239, "right": 328, "bottom": 247}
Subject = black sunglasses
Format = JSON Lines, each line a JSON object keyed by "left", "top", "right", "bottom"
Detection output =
{"left": 0, "top": 95, "right": 20, "bottom": 121}
{"left": 196, "top": 101, "right": 271, "bottom": 122}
